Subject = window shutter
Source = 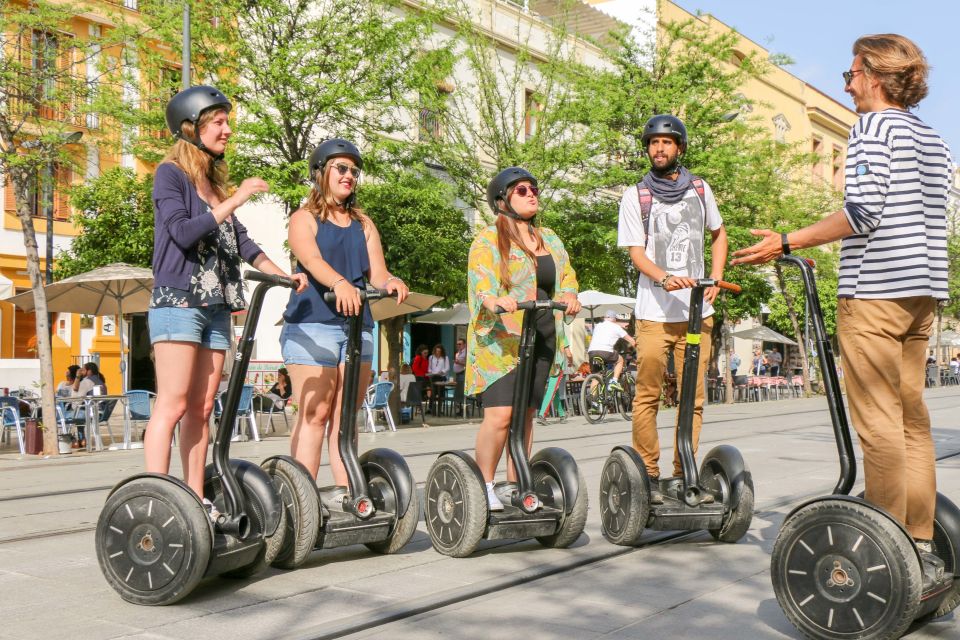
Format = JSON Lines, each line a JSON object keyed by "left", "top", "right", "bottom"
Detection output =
{"left": 54, "top": 164, "right": 71, "bottom": 220}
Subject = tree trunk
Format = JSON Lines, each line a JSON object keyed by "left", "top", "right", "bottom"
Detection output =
{"left": 719, "top": 312, "right": 735, "bottom": 404}
{"left": 381, "top": 315, "right": 405, "bottom": 421}
{"left": 775, "top": 264, "right": 812, "bottom": 396}
{"left": 11, "top": 167, "right": 58, "bottom": 455}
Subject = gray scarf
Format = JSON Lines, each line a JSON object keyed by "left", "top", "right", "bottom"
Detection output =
{"left": 641, "top": 166, "right": 693, "bottom": 204}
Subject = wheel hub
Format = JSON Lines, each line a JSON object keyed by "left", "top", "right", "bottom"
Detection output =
{"left": 437, "top": 490, "right": 456, "bottom": 524}
{"left": 816, "top": 554, "right": 862, "bottom": 602}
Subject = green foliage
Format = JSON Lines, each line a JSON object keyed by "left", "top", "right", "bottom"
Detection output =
{"left": 944, "top": 234, "right": 960, "bottom": 321}
{"left": 55, "top": 169, "right": 154, "bottom": 279}
{"left": 359, "top": 170, "right": 470, "bottom": 303}
{"left": 765, "top": 249, "right": 839, "bottom": 339}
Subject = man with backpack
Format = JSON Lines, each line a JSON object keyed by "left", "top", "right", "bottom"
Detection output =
{"left": 617, "top": 114, "right": 728, "bottom": 503}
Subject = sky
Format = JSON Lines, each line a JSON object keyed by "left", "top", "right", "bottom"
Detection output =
{"left": 672, "top": 0, "right": 960, "bottom": 155}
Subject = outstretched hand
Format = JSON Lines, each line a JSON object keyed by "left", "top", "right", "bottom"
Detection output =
{"left": 730, "top": 229, "right": 782, "bottom": 266}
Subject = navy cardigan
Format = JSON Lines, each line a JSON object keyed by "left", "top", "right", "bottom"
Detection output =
{"left": 151, "top": 162, "right": 264, "bottom": 290}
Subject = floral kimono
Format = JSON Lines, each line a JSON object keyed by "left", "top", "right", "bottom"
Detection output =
{"left": 465, "top": 224, "right": 578, "bottom": 396}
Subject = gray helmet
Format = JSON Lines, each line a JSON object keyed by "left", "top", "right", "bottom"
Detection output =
{"left": 165, "top": 85, "right": 232, "bottom": 142}
{"left": 308, "top": 138, "right": 363, "bottom": 182}
{"left": 641, "top": 114, "right": 687, "bottom": 150}
{"left": 486, "top": 167, "right": 538, "bottom": 216}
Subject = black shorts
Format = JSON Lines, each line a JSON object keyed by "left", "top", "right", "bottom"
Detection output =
{"left": 589, "top": 350, "right": 619, "bottom": 367}
{"left": 481, "top": 356, "right": 554, "bottom": 409}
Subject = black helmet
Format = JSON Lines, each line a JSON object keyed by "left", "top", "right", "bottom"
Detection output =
{"left": 486, "top": 167, "right": 538, "bottom": 216}
{"left": 308, "top": 138, "right": 363, "bottom": 182}
{"left": 165, "top": 85, "right": 232, "bottom": 141}
{"left": 641, "top": 114, "right": 687, "bottom": 150}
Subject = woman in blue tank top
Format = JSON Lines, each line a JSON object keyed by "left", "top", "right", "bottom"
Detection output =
{"left": 281, "top": 139, "right": 408, "bottom": 493}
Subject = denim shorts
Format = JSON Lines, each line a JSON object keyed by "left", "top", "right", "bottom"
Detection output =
{"left": 280, "top": 321, "right": 373, "bottom": 367}
{"left": 148, "top": 305, "right": 232, "bottom": 350}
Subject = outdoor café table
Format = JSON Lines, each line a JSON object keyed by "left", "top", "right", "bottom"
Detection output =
{"left": 59, "top": 394, "right": 131, "bottom": 452}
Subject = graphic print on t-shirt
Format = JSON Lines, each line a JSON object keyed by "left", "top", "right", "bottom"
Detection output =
{"left": 652, "top": 191, "right": 704, "bottom": 278}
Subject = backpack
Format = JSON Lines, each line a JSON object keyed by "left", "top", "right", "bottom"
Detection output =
{"left": 635, "top": 177, "right": 706, "bottom": 247}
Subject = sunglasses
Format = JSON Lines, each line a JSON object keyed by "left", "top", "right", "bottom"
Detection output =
{"left": 513, "top": 184, "right": 539, "bottom": 198}
{"left": 333, "top": 163, "right": 361, "bottom": 179}
{"left": 842, "top": 69, "right": 864, "bottom": 85}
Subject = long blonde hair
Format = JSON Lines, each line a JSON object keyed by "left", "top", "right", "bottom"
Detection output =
{"left": 304, "top": 159, "right": 365, "bottom": 225}
{"left": 495, "top": 183, "right": 544, "bottom": 290}
{"left": 161, "top": 108, "right": 230, "bottom": 201}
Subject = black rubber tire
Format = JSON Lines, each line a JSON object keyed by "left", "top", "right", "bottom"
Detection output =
{"left": 617, "top": 373, "right": 635, "bottom": 421}
{"left": 204, "top": 475, "right": 288, "bottom": 579}
{"left": 771, "top": 500, "right": 923, "bottom": 640}
{"left": 581, "top": 374, "right": 606, "bottom": 424}
{"left": 96, "top": 477, "right": 211, "bottom": 606}
{"left": 363, "top": 468, "right": 420, "bottom": 555}
{"left": 924, "top": 499, "right": 960, "bottom": 618}
{"left": 261, "top": 458, "right": 320, "bottom": 570}
{"left": 701, "top": 456, "right": 754, "bottom": 543}
{"left": 599, "top": 449, "right": 649, "bottom": 546}
{"left": 535, "top": 466, "right": 588, "bottom": 549}
{"left": 424, "top": 454, "right": 486, "bottom": 557}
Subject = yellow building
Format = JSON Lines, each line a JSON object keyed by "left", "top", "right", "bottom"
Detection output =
{"left": 0, "top": 0, "right": 165, "bottom": 392}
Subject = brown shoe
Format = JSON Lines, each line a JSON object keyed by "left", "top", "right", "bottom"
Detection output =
{"left": 70, "top": 441, "right": 80, "bottom": 449}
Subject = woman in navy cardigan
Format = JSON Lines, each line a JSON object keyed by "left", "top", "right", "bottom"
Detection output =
{"left": 144, "top": 85, "right": 306, "bottom": 518}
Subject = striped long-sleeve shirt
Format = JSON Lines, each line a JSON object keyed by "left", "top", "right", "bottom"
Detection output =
{"left": 840, "top": 109, "right": 953, "bottom": 299}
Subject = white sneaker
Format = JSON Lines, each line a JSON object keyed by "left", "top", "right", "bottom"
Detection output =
{"left": 486, "top": 483, "right": 504, "bottom": 511}
{"left": 202, "top": 498, "right": 222, "bottom": 524}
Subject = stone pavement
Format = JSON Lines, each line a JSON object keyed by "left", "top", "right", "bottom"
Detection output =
{"left": 0, "top": 389, "right": 958, "bottom": 639}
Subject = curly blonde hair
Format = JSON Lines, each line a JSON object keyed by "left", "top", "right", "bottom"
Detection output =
{"left": 161, "top": 108, "right": 231, "bottom": 201}
{"left": 304, "top": 160, "right": 365, "bottom": 226}
{"left": 853, "top": 34, "right": 929, "bottom": 109}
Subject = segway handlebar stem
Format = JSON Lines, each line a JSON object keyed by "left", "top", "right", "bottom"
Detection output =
{"left": 214, "top": 272, "right": 298, "bottom": 533}
{"left": 776, "top": 255, "right": 856, "bottom": 495}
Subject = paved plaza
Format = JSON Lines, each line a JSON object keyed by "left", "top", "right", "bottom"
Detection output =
{"left": 1, "top": 389, "right": 959, "bottom": 639}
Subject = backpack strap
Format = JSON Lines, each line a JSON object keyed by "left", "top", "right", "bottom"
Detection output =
{"left": 635, "top": 184, "right": 653, "bottom": 247}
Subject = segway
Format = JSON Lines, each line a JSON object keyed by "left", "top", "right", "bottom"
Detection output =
{"left": 96, "top": 271, "right": 296, "bottom": 605}
{"left": 771, "top": 255, "right": 960, "bottom": 639}
{"left": 423, "top": 300, "right": 588, "bottom": 557}
{"left": 599, "top": 278, "right": 755, "bottom": 546}
{"left": 260, "top": 289, "right": 419, "bottom": 569}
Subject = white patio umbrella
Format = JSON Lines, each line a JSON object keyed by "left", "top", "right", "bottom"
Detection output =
{"left": 729, "top": 325, "right": 798, "bottom": 346}
{"left": 412, "top": 303, "right": 470, "bottom": 325}
{"left": 576, "top": 290, "right": 635, "bottom": 328}
{"left": 5, "top": 263, "right": 154, "bottom": 393}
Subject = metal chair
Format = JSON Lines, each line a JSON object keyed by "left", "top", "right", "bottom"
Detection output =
{"left": 0, "top": 396, "right": 24, "bottom": 454}
{"left": 256, "top": 393, "right": 290, "bottom": 434}
{"left": 215, "top": 384, "right": 259, "bottom": 442}
{"left": 362, "top": 381, "right": 396, "bottom": 432}
{"left": 124, "top": 390, "right": 156, "bottom": 444}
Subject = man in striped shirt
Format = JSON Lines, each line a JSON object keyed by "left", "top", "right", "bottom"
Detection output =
{"left": 732, "top": 34, "right": 953, "bottom": 568}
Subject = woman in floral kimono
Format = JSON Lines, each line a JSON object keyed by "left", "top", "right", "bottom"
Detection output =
{"left": 467, "top": 167, "right": 580, "bottom": 511}
{"left": 144, "top": 85, "right": 306, "bottom": 518}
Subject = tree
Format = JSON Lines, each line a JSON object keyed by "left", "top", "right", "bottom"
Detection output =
{"left": 55, "top": 168, "right": 154, "bottom": 278}
{"left": 0, "top": 1, "right": 142, "bottom": 454}
{"left": 360, "top": 168, "right": 470, "bottom": 412}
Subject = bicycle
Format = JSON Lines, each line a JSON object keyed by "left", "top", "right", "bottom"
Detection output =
{"left": 580, "top": 354, "right": 635, "bottom": 424}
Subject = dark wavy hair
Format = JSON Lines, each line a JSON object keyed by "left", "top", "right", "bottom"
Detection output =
{"left": 853, "top": 34, "right": 929, "bottom": 109}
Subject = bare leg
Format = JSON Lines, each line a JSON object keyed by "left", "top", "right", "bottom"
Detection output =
{"left": 288, "top": 364, "right": 337, "bottom": 481}
{"left": 144, "top": 341, "right": 199, "bottom": 493}
{"left": 505, "top": 408, "right": 536, "bottom": 482}
{"left": 179, "top": 348, "right": 224, "bottom": 497}
{"left": 475, "top": 405, "right": 512, "bottom": 483}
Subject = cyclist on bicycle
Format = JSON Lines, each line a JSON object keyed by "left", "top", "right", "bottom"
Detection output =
{"left": 587, "top": 310, "right": 635, "bottom": 389}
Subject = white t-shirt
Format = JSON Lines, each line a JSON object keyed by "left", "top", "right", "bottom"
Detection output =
{"left": 617, "top": 180, "right": 723, "bottom": 322}
{"left": 588, "top": 320, "right": 628, "bottom": 353}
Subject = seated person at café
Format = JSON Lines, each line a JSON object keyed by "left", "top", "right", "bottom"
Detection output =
{"left": 260, "top": 367, "right": 292, "bottom": 411}
{"left": 57, "top": 365, "right": 80, "bottom": 397}
{"left": 71, "top": 362, "right": 106, "bottom": 448}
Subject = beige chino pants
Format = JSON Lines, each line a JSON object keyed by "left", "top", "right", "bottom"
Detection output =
{"left": 837, "top": 296, "right": 936, "bottom": 540}
{"left": 631, "top": 317, "right": 713, "bottom": 479}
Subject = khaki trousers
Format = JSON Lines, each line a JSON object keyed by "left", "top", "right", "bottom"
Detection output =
{"left": 631, "top": 317, "right": 713, "bottom": 479}
{"left": 837, "top": 296, "right": 936, "bottom": 540}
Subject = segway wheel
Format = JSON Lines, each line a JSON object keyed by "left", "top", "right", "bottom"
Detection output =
{"left": 700, "top": 454, "right": 754, "bottom": 543}
{"left": 771, "top": 499, "right": 923, "bottom": 640}
{"left": 534, "top": 465, "right": 588, "bottom": 548}
{"left": 96, "top": 477, "right": 211, "bottom": 606}
{"left": 924, "top": 492, "right": 960, "bottom": 619}
{"left": 261, "top": 457, "right": 320, "bottom": 570}
{"left": 424, "top": 454, "right": 486, "bottom": 557}
{"left": 581, "top": 374, "right": 606, "bottom": 424}
{"left": 203, "top": 472, "right": 288, "bottom": 579}
{"left": 617, "top": 373, "right": 635, "bottom": 421}
{"left": 599, "top": 449, "right": 649, "bottom": 546}
{"left": 363, "top": 467, "right": 420, "bottom": 555}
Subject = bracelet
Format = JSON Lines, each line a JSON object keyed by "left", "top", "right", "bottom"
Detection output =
{"left": 383, "top": 275, "right": 404, "bottom": 288}
{"left": 330, "top": 277, "right": 346, "bottom": 289}
{"left": 781, "top": 232, "right": 791, "bottom": 256}
{"left": 656, "top": 274, "right": 671, "bottom": 288}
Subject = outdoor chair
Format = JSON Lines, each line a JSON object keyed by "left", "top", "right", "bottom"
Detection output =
{"left": 362, "top": 382, "right": 396, "bottom": 433}
{"left": 124, "top": 390, "right": 155, "bottom": 444}
{"left": 257, "top": 394, "right": 290, "bottom": 435}
{"left": 0, "top": 396, "right": 24, "bottom": 454}
{"left": 401, "top": 380, "right": 427, "bottom": 426}
{"left": 732, "top": 375, "right": 749, "bottom": 402}
{"left": 214, "top": 384, "right": 259, "bottom": 442}
{"left": 926, "top": 364, "right": 939, "bottom": 388}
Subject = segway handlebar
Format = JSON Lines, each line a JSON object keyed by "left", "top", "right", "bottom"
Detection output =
{"left": 493, "top": 300, "right": 568, "bottom": 313}
{"left": 322, "top": 288, "right": 394, "bottom": 304}
{"left": 243, "top": 270, "right": 298, "bottom": 289}
{"left": 670, "top": 278, "right": 741, "bottom": 294}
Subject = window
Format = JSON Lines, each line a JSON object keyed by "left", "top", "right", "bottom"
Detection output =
{"left": 418, "top": 84, "right": 451, "bottom": 142}
{"left": 811, "top": 136, "right": 823, "bottom": 179}
{"left": 31, "top": 30, "right": 59, "bottom": 111}
{"left": 86, "top": 25, "right": 101, "bottom": 129}
{"left": 123, "top": 0, "right": 138, "bottom": 10}
{"left": 525, "top": 90, "right": 542, "bottom": 141}
{"left": 772, "top": 114, "right": 791, "bottom": 143}
{"left": 832, "top": 145, "right": 843, "bottom": 189}
{"left": 5, "top": 164, "right": 72, "bottom": 221}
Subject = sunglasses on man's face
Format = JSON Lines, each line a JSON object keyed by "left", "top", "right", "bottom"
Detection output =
{"left": 513, "top": 184, "right": 539, "bottom": 198}
{"left": 333, "top": 163, "right": 361, "bottom": 179}
{"left": 842, "top": 69, "right": 864, "bottom": 85}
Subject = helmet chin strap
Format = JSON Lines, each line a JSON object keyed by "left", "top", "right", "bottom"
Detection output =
{"left": 649, "top": 150, "right": 684, "bottom": 177}
{"left": 496, "top": 197, "right": 535, "bottom": 223}
{"left": 187, "top": 135, "right": 225, "bottom": 162}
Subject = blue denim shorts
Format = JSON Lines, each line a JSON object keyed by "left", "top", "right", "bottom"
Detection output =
{"left": 148, "top": 305, "right": 232, "bottom": 351}
{"left": 280, "top": 321, "right": 373, "bottom": 367}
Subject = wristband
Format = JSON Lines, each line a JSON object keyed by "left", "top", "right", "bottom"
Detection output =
{"left": 781, "top": 233, "right": 791, "bottom": 256}
{"left": 383, "top": 275, "right": 404, "bottom": 288}
{"left": 656, "top": 274, "right": 671, "bottom": 288}
{"left": 330, "top": 277, "right": 346, "bottom": 289}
